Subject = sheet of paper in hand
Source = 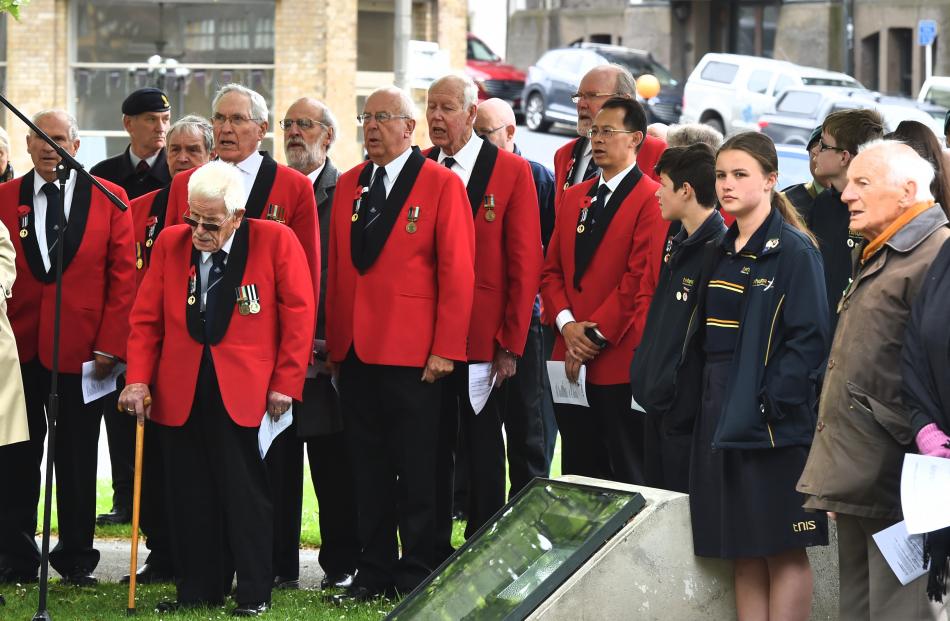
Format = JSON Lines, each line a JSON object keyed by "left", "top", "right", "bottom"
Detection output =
{"left": 546, "top": 361, "right": 589, "bottom": 407}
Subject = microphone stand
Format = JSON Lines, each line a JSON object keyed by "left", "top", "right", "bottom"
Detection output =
{"left": 0, "top": 93, "right": 127, "bottom": 621}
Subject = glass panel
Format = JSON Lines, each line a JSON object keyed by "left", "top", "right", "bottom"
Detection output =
{"left": 73, "top": 67, "right": 275, "bottom": 132}
{"left": 389, "top": 480, "right": 644, "bottom": 621}
{"left": 736, "top": 6, "right": 756, "bottom": 56}
{"left": 761, "top": 5, "right": 778, "bottom": 58}
{"left": 468, "top": 36, "right": 499, "bottom": 63}
{"left": 774, "top": 74, "right": 795, "bottom": 96}
{"left": 923, "top": 85, "right": 950, "bottom": 109}
{"left": 747, "top": 70, "right": 772, "bottom": 95}
{"left": 358, "top": 10, "right": 395, "bottom": 71}
{"left": 75, "top": 0, "right": 275, "bottom": 64}
{"left": 775, "top": 91, "right": 822, "bottom": 116}
{"left": 700, "top": 61, "right": 739, "bottom": 84}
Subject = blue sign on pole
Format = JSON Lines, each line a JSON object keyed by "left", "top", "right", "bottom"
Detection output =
{"left": 919, "top": 19, "right": 937, "bottom": 47}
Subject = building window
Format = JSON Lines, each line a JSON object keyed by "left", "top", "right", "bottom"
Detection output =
{"left": 734, "top": 2, "right": 778, "bottom": 58}
{"left": 71, "top": 0, "right": 276, "bottom": 168}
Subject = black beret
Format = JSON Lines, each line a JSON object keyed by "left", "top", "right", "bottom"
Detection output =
{"left": 122, "top": 88, "right": 170, "bottom": 116}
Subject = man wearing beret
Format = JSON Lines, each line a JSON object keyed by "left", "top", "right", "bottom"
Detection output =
{"left": 90, "top": 86, "right": 173, "bottom": 527}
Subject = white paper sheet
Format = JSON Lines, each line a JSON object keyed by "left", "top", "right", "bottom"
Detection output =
{"left": 546, "top": 361, "right": 589, "bottom": 407}
{"left": 258, "top": 405, "right": 293, "bottom": 459}
{"left": 631, "top": 395, "right": 646, "bottom": 413}
{"left": 901, "top": 454, "right": 950, "bottom": 535}
{"left": 80, "top": 359, "right": 127, "bottom": 404}
{"left": 468, "top": 362, "right": 496, "bottom": 415}
{"left": 872, "top": 520, "right": 929, "bottom": 586}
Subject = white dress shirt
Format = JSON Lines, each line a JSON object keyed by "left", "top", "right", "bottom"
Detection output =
{"left": 233, "top": 150, "right": 265, "bottom": 205}
{"left": 199, "top": 231, "right": 236, "bottom": 310}
{"left": 33, "top": 170, "right": 78, "bottom": 273}
{"left": 371, "top": 146, "right": 414, "bottom": 198}
{"left": 306, "top": 162, "right": 326, "bottom": 186}
{"left": 437, "top": 131, "right": 483, "bottom": 188}
{"left": 572, "top": 139, "right": 594, "bottom": 186}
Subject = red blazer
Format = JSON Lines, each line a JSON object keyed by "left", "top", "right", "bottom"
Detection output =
{"left": 164, "top": 153, "right": 320, "bottom": 311}
{"left": 541, "top": 170, "right": 666, "bottom": 385}
{"left": 553, "top": 134, "right": 666, "bottom": 212}
{"left": 423, "top": 144, "right": 543, "bottom": 360}
{"left": 326, "top": 151, "right": 475, "bottom": 367}
{"left": 126, "top": 220, "right": 315, "bottom": 427}
{"left": 0, "top": 172, "right": 135, "bottom": 372}
{"left": 130, "top": 186, "right": 170, "bottom": 291}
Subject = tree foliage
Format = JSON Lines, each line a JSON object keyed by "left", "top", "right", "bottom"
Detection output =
{"left": 0, "top": 0, "right": 28, "bottom": 20}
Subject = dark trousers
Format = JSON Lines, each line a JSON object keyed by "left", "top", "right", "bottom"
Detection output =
{"left": 160, "top": 355, "right": 272, "bottom": 605}
{"left": 643, "top": 411, "right": 692, "bottom": 494}
{"left": 265, "top": 418, "right": 359, "bottom": 580}
{"left": 102, "top": 393, "right": 134, "bottom": 513}
{"left": 502, "top": 316, "right": 549, "bottom": 497}
{"left": 553, "top": 382, "right": 645, "bottom": 485}
{"left": 539, "top": 324, "right": 558, "bottom": 464}
{"left": 0, "top": 361, "right": 103, "bottom": 577}
{"left": 339, "top": 352, "right": 442, "bottom": 594}
{"left": 139, "top": 420, "right": 172, "bottom": 571}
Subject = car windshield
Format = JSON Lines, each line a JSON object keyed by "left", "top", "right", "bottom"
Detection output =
{"left": 468, "top": 37, "right": 500, "bottom": 63}
{"left": 922, "top": 85, "right": 950, "bottom": 109}
{"left": 603, "top": 52, "right": 678, "bottom": 86}
{"left": 801, "top": 76, "right": 861, "bottom": 88}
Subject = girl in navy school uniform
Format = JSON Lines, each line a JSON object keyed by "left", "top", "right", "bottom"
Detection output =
{"left": 689, "top": 132, "right": 831, "bottom": 620}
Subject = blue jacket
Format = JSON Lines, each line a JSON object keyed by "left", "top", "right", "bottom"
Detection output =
{"left": 700, "top": 207, "right": 831, "bottom": 449}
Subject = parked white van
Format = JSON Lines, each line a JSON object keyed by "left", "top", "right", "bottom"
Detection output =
{"left": 679, "top": 53, "right": 864, "bottom": 135}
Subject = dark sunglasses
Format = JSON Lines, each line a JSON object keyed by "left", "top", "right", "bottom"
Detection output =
{"left": 183, "top": 213, "right": 231, "bottom": 232}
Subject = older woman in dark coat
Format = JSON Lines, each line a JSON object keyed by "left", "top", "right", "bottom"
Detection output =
{"left": 902, "top": 238, "right": 950, "bottom": 602}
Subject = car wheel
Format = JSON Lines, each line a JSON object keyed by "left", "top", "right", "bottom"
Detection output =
{"left": 702, "top": 116, "right": 725, "bottom": 135}
{"left": 525, "top": 93, "right": 552, "bottom": 133}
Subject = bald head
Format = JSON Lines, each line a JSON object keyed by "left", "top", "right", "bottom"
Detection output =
{"left": 475, "top": 98, "right": 516, "bottom": 152}
{"left": 575, "top": 64, "right": 636, "bottom": 136}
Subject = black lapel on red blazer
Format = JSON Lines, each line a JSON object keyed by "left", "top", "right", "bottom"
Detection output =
{"left": 573, "top": 165, "right": 643, "bottom": 290}
{"left": 349, "top": 161, "right": 375, "bottom": 271}
{"left": 352, "top": 148, "right": 425, "bottom": 273}
{"left": 186, "top": 247, "right": 203, "bottom": 343}
{"left": 145, "top": 185, "right": 171, "bottom": 264}
{"left": 60, "top": 173, "right": 93, "bottom": 275}
{"left": 242, "top": 152, "right": 278, "bottom": 219}
{"left": 205, "top": 218, "right": 250, "bottom": 345}
{"left": 564, "top": 137, "right": 588, "bottom": 189}
{"left": 426, "top": 140, "right": 498, "bottom": 216}
{"left": 16, "top": 172, "right": 50, "bottom": 283}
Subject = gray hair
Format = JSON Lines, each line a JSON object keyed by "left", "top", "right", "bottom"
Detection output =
{"left": 666, "top": 123, "right": 724, "bottom": 149}
{"left": 168, "top": 114, "right": 214, "bottom": 153}
{"left": 31, "top": 109, "right": 80, "bottom": 142}
{"left": 212, "top": 83, "right": 268, "bottom": 123}
{"left": 610, "top": 64, "right": 637, "bottom": 97}
{"left": 368, "top": 86, "right": 417, "bottom": 120}
{"left": 294, "top": 98, "right": 338, "bottom": 148}
{"left": 429, "top": 72, "right": 479, "bottom": 110}
{"left": 188, "top": 160, "right": 246, "bottom": 215}
{"left": 858, "top": 139, "right": 936, "bottom": 202}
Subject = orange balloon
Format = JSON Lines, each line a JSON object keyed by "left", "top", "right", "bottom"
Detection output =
{"left": 637, "top": 74, "right": 661, "bottom": 100}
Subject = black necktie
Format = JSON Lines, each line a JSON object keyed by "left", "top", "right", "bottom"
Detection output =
{"left": 443, "top": 157, "right": 456, "bottom": 170}
{"left": 42, "top": 182, "right": 62, "bottom": 262}
{"left": 582, "top": 154, "right": 599, "bottom": 182}
{"left": 135, "top": 159, "right": 150, "bottom": 177}
{"left": 591, "top": 183, "right": 611, "bottom": 227}
{"left": 204, "top": 250, "right": 228, "bottom": 332}
{"left": 364, "top": 168, "right": 387, "bottom": 229}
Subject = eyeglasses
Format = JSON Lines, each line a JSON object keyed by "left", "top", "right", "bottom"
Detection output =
{"left": 586, "top": 127, "right": 637, "bottom": 139}
{"left": 357, "top": 112, "right": 412, "bottom": 124}
{"left": 475, "top": 125, "right": 506, "bottom": 138}
{"left": 818, "top": 140, "right": 847, "bottom": 153}
{"left": 183, "top": 213, "right": 232, "bottom": 232}
{"left": 279, "top": 118, "right": 329, "bottom": 131}
{"left": 571, "top": 92, "right": 617, "bottom": 104}
{"left": 211, "top": 113, "right": 262, "bottom": 127}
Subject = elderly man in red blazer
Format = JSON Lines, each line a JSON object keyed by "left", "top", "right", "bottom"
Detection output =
{"left": 541, "top": 97, "right": 666, "bottom": 485}
{"left": 552, "top": 64, "right": 666, "bottom": 213}
{"left": 423, "top": 74, "right": 543, "bottom": 553}
{"left": 325, "top": 86, "right": 475, "bottom": 600}
{"left": 0, "top": 110, "right": 135, "bottom": 586}
{"left": 163, "top": 84, "right": 319, "bottom": 306}
{"left": 119, "top": 161, "right": 315, "bottom": 616}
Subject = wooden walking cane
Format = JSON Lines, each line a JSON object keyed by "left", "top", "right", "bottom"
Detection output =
{"left": 127, "top": 411, "right": 146, "bottom": 615}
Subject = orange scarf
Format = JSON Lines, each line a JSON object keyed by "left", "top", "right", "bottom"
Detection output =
{"left": 861, "top": 200, "right": 935, "bottom": 265}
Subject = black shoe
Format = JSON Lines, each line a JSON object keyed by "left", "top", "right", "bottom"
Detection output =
{"left": 96, "top": 507, "right": 131, "bottom": 526}
{"left": 324, "top": 584, "right": 395, "bottom": 604}
{"left": 319, "top": 572, "right": 355, "bottom": 590}
{"left": 0, "top": 568, "right": 38, "bottom": 584}
{"left": 231, "top": 601, "right": 269, "bottom": 617}
{"left": 272, "top": 576, "right": 299, "bottom": 590}
{"left": 120, "top": 563, "right": 174, "bottom": 584}
{"left": 61, "top": 572, "right": 98, "bottom": 587}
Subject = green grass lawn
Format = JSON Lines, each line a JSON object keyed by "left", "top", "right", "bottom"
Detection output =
{"left": 16, "top": 443, "right": 561, "bottom": 619}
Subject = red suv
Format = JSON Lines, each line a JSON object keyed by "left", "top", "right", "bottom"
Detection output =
{"left": 466, "top": 33, "right": 526, "bottom": 115}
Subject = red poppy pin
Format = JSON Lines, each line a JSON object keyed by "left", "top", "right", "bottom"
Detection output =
{"left": 17, "top": 205, "right": 31, "bottom": 217}
{"left": 146, "top": 216, "right": 158, "bottom": 227}
{"left": 581, "top": 196, "right": 592, "bottom": 210}
{"left": 354, "top": 186, "right": 365, "bottom": 200}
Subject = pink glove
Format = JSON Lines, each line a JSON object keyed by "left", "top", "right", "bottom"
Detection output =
{"left": 916, "top": 423, "right": 950, "bottom": 458}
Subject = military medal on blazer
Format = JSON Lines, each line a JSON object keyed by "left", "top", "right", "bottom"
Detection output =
{"left": 236, "top": 284, "right": 261, "bottom": 315}
{"left": 135, "top": 241, "right": 144, "bottom": 270}
{"left": 187, "top": 264, "right": 197, "bottom": 306}
{"left": 483, "top": 195, "right": 496, "bottom": 222}
{"left": 17, "top": 205, "right": 30, "bottom": 238}
{"left": 572, "top": 165, "right": 643, "bottom": 291}
{"left": 426, "top": 140, "right": 499, "bottom": 220}
{"left": 406, "top": 206, "right": 420, "bottom": 233}
{"left": 352, "top": 185, "right": 367, "bottom": 223}
{"left": 265, "top": 203, "right": 286, "bottom": 224}
{"left": 576, "top": 195, "right": 592, "bottom": 234}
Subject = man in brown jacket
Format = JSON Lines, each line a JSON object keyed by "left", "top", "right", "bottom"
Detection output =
{"left": 797, "top": 140, "right": 950, "bottom": 620}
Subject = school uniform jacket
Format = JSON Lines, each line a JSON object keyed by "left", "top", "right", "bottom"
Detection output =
{"left": 0, "top": 172, "right": 136, "bottom": 372}
{"left": 424, "top": 143, "right": 543, "bottom": 360}
{"left": 552, "top": 134, "right": 666, "bottom": 212}
{"left": 326, "top": 148, "right": 475, "bottom": 367}
{"left": 125, "top": 220, "right": 315, "bottom": 427}
{"left": 164, "top": 153, "right": 320, "bottom": 308}
{"left": 541, "top": 167, "right": 666, "bottom": 385}
{"left": 130, "top": 185, "right": 171, "bottom": 291}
